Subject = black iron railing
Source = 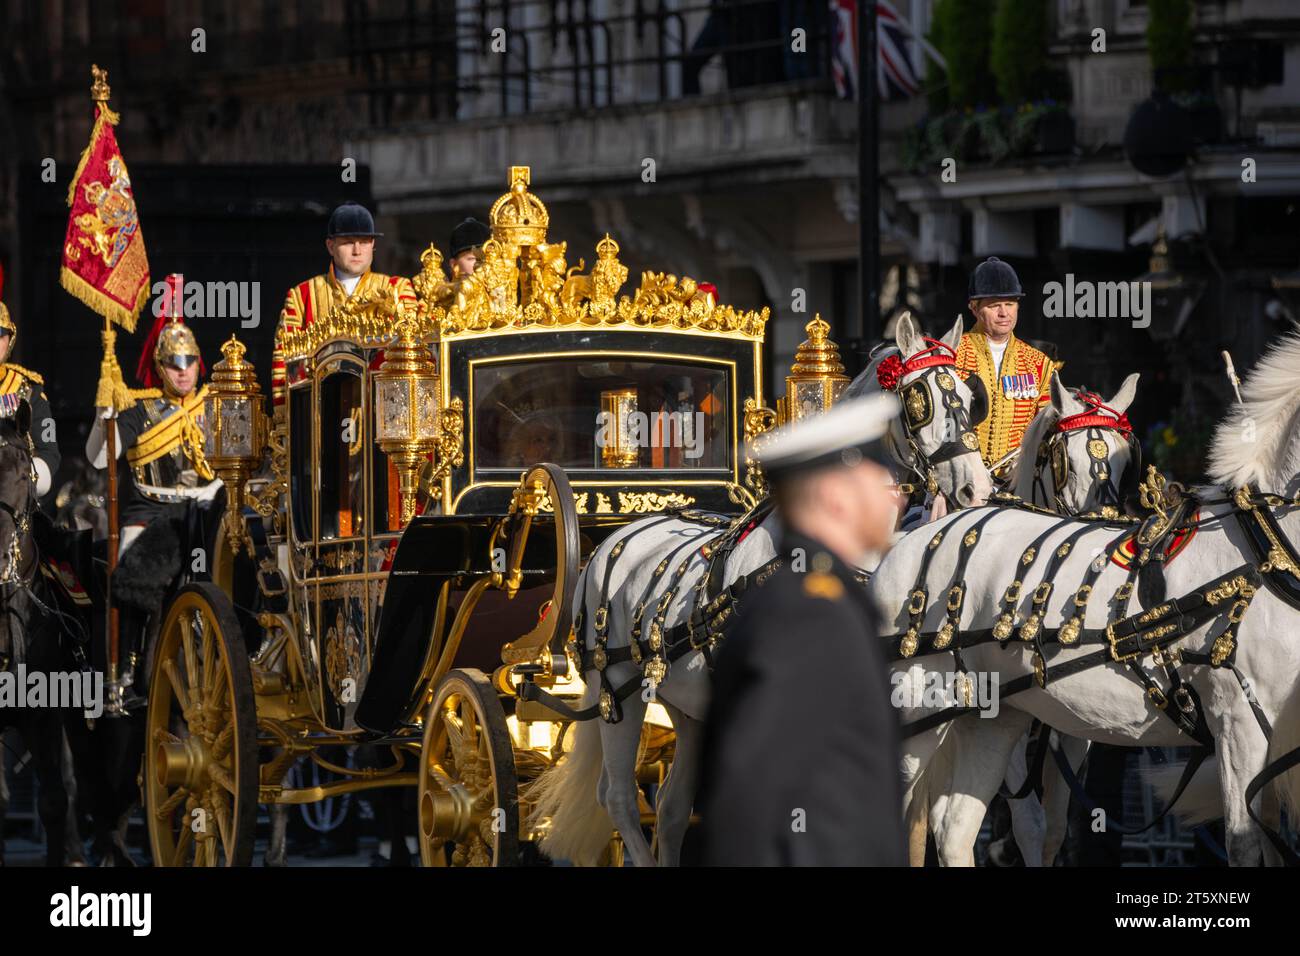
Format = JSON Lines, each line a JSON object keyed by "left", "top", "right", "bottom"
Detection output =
{"left": 343, "top": 0, "right": 836, "bottom": 122}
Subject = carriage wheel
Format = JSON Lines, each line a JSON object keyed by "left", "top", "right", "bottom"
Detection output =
{"left": 144, "top": 583, "right": 259, "bottom": 867}
{"left": 418, "top": 668, "right": 520, "bottom": 867}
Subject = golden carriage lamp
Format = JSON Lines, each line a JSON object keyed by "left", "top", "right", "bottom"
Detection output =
{"left": 599, "top": 387, "right": 640, "bottom": 468}
{"left": 203, "top": 335, "right": 268, "bottom": 553}
{"left": 375, "top": 308, "right": 440, "bottom": 524}
{"left": 779, "top": 314, "right": 850, "bottom": 424}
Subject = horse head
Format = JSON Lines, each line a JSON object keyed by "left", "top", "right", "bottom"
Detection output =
{"left": 1017, "top": 373, "right": 1140, "bottom": 515}
{"left": 849, "top": 313, "right": 992, "bottom": 509}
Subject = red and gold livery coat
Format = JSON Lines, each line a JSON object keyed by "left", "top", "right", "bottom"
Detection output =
{"left": 271, "top": 265, "right": 417, "bottom": 408}
{"left": 955, "top": 330, "right": 1061, "bottom": 468}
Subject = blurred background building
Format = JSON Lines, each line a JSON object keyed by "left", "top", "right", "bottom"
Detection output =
{"left": 1, "top": 0, "right": 1299, "bottom": 481}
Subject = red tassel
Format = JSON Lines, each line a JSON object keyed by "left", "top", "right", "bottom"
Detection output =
{"left": 135, "top": 311, "right": 168, "bottom": 388}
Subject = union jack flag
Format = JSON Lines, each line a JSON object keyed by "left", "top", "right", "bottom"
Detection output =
{"left": 830, "top": 1, "right": 947, "bottom": 101}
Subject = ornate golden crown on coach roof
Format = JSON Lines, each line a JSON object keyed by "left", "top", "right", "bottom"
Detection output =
{"left": 413, "top": 165, "right": 770, "bottom": 341}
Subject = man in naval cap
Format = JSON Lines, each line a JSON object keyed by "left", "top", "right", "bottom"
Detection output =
{"left": 694, "top": 393, "right": 908, "bottom": 866}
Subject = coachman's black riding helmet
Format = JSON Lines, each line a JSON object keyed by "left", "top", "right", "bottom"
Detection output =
{"left": 968, "top": 256, "right": 1024, "bottom": 300}
{"left": 450, "top": 217, "right": 491, "bottom": 257}
{"left": 327, "top": 202, "right": 384, "bottom": 239}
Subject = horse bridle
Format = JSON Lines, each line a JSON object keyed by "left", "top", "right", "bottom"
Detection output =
{"left": 877, "top": 338, "right": 984, "bottom": 496}
{"left": 1034, "top": 390, "right": 1140, "bottom": 514}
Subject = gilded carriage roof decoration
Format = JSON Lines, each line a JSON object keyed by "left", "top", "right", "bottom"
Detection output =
{"left": 423, "top": 166, "right": 769, "bottom": 341}
{"left": 278, "top": 286, "right": 437, "bottom": 362}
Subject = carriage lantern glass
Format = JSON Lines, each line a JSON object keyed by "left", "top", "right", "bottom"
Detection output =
{"left": 204, "top": 335, "right": 267, "bottom": 547}
{"left": 375, "top": 308, "right": 439, "bottom": 524}
{"left": 781, "top": 314, "right": 849, "bottom": 423}
{"left": 599, "top": 387, "right": 640, "bottom": 468}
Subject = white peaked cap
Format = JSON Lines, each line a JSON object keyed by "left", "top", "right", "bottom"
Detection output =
{"left": 750, "top": 392, "right": 899, "bottom": 480}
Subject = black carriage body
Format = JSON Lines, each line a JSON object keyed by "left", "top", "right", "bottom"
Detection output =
{"left": 358, "top": 326, "right": 767, "bottom": 733}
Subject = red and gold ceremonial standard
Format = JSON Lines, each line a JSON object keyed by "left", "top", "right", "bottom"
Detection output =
{"left": 60, "top": 65, "right": 150, "bottom": 331}
{"left": 59, "top": 65, "right": 151, "bottom": 704}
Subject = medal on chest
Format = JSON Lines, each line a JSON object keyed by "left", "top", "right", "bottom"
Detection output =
{"left": 1001, "top": 372, "right": 1037, "bottom": 400}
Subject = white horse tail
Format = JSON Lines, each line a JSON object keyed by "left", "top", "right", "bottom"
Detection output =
{"left": 905, "top": 769, "right": 930, "bottom": 867}
{"left": 1147, "top": 756, "right": 1222, "bottom": 826}
{"left": 529, "top": 713, "right": 613, "bottom": 866}
{"left": 1268, "top": 688, "right": 1300, "bottom": 821}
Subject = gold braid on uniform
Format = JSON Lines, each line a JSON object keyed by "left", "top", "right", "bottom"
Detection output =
{"left": 0, "top": 364, "right": 44, "bottom": 387}
{"left": 126, "top": 386, "right": 214, "bottom": 481}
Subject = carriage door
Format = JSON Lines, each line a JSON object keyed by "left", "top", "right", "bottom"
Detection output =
{"left": 314, "top": 350, "right": 370, "bottom": 729}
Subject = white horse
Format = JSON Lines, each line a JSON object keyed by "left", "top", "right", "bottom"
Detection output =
{"left": 972, "top": 373, "right": 1140, "bottom": 867}
{"left": 891, "top": 332, "right": 1300, "bottom": 866}
{"left": 528, "top": 313, "right": 992, "bottom": 865}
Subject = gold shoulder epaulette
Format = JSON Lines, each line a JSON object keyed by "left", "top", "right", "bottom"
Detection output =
{"left": 128, "top": 387, "right": 163, "bottom": 400}
{"left": 803, "top": 571, "right": 844, "bottom": 602}
{"left": 1, "top": 364, "right": 43, "bottom": 385}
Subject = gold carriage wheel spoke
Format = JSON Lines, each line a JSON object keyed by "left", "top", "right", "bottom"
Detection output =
{"left": 211, "top": 790, "right": 233, "bottom": 857}
{"left": 428, "top": 762, "right": 456, "bottom": 793}
{"left": 200, "top": 834, "right": 216, "bottom": 867}
{"left": 210, "top": 724, "right": 234, "bottom": 762}
{"left": 181, "top": 613, "right": 200, "bottom": 695}
{"left": 205, "top": 663, "right": 229, "bottom": 724}
{"left": 153, "top": 726, "right": 181, "bottom": 747}
{"left": 171, "top": 818, "right": 194, "bottom": 866}
{"left": 163, "top": 659, "right": 192, "bottom": 718}
{"left": 443, "top": 710, "right": 467, "bottom": 765}
{"left": 208, "top": 761, "right": 236, "bottom": 795}
{"left": 155, "top": 786, "right": 190, "bottom": 819}
{"left": 460, "top": 698, "right": 479, "bottom": 751}
{"left": 187, "top": 614, "right": 207, "bottom": 712}
{"left": 200, "top": 621, "right": 216, "bottom": 706}
{"left": 427, "top": 725, "right": 448, "bottom": 766}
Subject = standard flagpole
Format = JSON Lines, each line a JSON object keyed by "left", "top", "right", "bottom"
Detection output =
{"left": 858, "top": 0, "right": 880, "bottom": 345}
{"left": 103, "top": 318, "right": 121, "bottom": 698}
{"left": 63, "top": 65, "right": 152, "bottom": 714}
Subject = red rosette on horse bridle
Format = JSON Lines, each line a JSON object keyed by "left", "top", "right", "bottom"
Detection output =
{"left": 876, "top": 337, "right": 958, "bottom": 391}
{"left": 875, "top": 354, "right": 904, "bottom": 390}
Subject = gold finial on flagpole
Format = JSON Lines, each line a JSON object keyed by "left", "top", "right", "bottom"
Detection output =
{"left": 90, "top": 64, "right": 111, "bottom": 104}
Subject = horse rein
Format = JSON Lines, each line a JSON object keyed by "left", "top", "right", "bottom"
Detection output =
{"left": 877, "top": 338, "right": 983, "bottom": 497}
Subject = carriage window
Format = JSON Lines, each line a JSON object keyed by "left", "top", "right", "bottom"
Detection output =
{"left": 289, "top": 386, "right": 313, "bottom": 543}
{"left": 318, "top": 365, "right": 366, "bottom": 539}
{"left": 473, "top": 359, "right": 729, "bottom": 471}
{"left": 372, "top": 444, "right": 406, "bottom": 532}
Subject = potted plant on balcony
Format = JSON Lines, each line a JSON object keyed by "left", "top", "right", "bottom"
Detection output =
{"left": 1148, "top": 0, "right": 1221, "bottom": 144}
{"left": 992, "top": 0, "right": 1075, "bottom": 156}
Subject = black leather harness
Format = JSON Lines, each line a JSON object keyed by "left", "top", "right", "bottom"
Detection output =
{"left": 896, "top": 483, "right": 1300, "bottom": 859}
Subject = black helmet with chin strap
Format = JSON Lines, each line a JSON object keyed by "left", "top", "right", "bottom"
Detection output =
{"left": 968, "top": 256, "right": 1024, "bottom": 300}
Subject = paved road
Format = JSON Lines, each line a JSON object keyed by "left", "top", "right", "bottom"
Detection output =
{"left": 2, "top": 835, "right": 420, "bottom": 867}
